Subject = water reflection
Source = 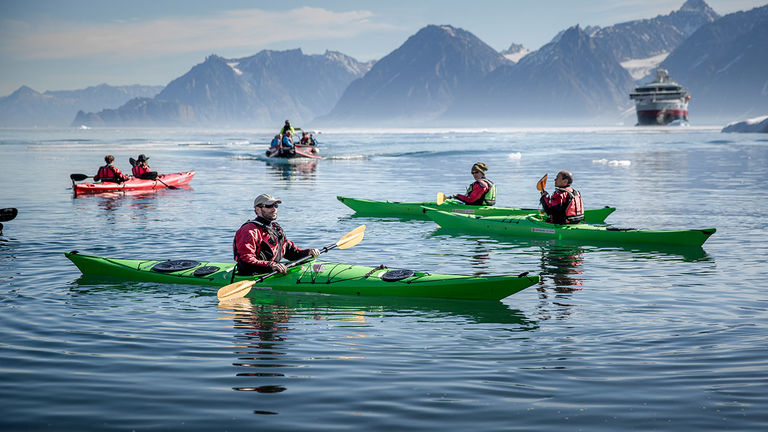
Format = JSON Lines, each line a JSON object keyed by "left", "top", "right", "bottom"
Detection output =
{"left": 217, "top": 292, "right": 537, "bottom": 414}
{"left": 468, "top": 241, "right": 492, "bottom": 276}
{"left": 266, "top": 159, "right": 317, "bottom": 181}
{"left": 540, "top": 244, "right": 585, "bottom": 291}
{"left": 71, "top": 187, "right": 193, "bottom": 223}
{"left": 431, "top": 227, "right": 711, "bottom": 262}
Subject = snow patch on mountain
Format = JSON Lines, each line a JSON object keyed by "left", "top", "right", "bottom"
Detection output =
{"left": 227, "top": 62, "right": 243, "bottom": 76}
{"left": 621, "top": 52, "right": 669, "bottom": 80}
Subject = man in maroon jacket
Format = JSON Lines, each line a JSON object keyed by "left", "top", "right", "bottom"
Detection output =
{"left": 232, "top": 194, "right": 319, "bottom": 275}
{"left": 540, "top": 170, "right": 584, "bottom": 224}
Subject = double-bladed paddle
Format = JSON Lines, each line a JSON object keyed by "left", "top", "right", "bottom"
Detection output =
{"left": 436, "top": 192, "right": 447, "bottom": 206}
{"left": 70, "top": 173, "right": 92, "bottom": 181}
{"left": 0, "top": 208, "right": 18, "bottom": 222}
{"left": 217, "top": 224, "right": 367, "bottom": 301}
{"left": 536, "top": 174, "right": 548, "bottom": 192}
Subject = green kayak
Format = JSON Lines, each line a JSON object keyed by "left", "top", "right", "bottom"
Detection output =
{"left": 337, "top": 196, "right": 616, "bottom": 224}
{"left": 423, "top": 208, "right": 716, "bottom": 247}
{"left": 65, "top": 251, "right": 540, "bottom": 301}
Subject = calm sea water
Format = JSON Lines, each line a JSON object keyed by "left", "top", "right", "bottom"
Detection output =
{"left": 1, "top": 126, "right": 767, "bottom": 431}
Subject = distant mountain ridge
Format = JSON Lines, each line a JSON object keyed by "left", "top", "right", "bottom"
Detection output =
{"left": 0, "top": 84, "right": 162, "bottom": 127}
{"left": 592, "top": 0, "right": 719, "bottom": 62}
{"left": 661, "top": 4, "right": 768, "bottom": 122}
{"left": 322, "top": 25, "right": 509, "bottom": 124}
{"left": 74, "top": 49, "right": 373, "bottom": 127}
{"left": 444, "top": 25, "right": 636, "bottom": 124}
{"left": 1, "top": 0, "right": 763, "bottom": 127}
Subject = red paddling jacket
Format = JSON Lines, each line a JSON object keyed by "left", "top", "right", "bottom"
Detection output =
{"left": 232, "top": 217, "right": 312, "bottom": 275}
{"left": 454, "top": 178, "right": 496, "bottom": 206}
{"left": 94, "top": 164, "right": 128, "bottom": 183}
{"left": 540, "top": 186, "right": 584, "bottom": 224}
{"left": 132, "top": 164, "right": 151, "bottom": 178}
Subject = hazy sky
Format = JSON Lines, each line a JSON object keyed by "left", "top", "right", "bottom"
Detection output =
{"left": 0, "top": 0, "right": 764, "bottom": 95}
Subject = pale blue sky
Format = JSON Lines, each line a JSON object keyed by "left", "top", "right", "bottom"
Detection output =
{"left": 0, "top": 0, "right": 764, "bottom": 95}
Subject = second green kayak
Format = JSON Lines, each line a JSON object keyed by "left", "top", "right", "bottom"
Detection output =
{"left": 337, "top": 196, "right": 616, "bottom": 224}
{"left": 65, "top": 251, "right": 540, "bottom": 301}
{"left": 423, "top": 208, "right": 716, "bottom": 247}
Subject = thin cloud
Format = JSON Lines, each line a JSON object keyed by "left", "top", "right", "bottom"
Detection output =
{"left": 0, "top": 7, "right": 394, "bottom": 60}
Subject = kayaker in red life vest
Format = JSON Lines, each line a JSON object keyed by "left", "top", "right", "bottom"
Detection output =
{"left": 232, "top": 193, "right": 320, "bottom": 276}
{"left": 448, "top": 162, "right": 497, "bottom": 206}
{"left": 540, "top": 170, "right": 585, "bottom": 224}
{"left": 131, "top": 154, "right": 154, "bottom": 179}
{"left": 93, "top": 155, "right": 128, "bottom": 183}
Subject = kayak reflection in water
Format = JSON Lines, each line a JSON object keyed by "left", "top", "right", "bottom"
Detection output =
{"left": 539, "top": 170, "right": 585, "bottom": 224}
{"left": 447, "top": 162, "right": 497, "bottom": 206}
{"left": 232, "top": 193, "right": 320, "bottom": 276}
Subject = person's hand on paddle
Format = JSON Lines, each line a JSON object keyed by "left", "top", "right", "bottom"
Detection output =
{"left": 269, "top": 262, "right": 288, "bottom": 274}
{"left": 310, "top": 249, "right": 320, "bottom": 258}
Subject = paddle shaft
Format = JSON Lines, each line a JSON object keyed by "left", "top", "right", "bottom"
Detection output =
{"left": 154, "top": 175, "right": 177, "bottom": 189}
{"left": 231, "top": 240, "right": 339, "bottom": 284}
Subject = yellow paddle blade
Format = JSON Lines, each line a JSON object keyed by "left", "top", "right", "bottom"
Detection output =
{"left": 536, "top": 174, "right": 548, "bottom": 191}
{"left": 217, "top": 280, "right": 255, "bottom": 301}
{"left": 436, "top": 192, "right": 446, "bottom": 206}
{"left": 336, "top": 225, "right": 366, "bottom": 249}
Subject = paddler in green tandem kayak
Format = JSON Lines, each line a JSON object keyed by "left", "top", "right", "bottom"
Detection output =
{"left": 538, "top": 170, "right": 584, "bottom": 225}
{"left": 446, "top": 162, "right": 497, "bottom": 206}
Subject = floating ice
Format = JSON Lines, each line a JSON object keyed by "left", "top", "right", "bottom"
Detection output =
{"left": 593, "top": 158, "right": 631, "bottom": 166}
{"left": 508, "top": 152, "right": 522, "bottom": 160}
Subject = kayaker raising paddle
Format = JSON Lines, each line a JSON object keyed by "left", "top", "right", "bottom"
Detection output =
{"left": 232, "top": 193, "right": 319, "bottom": 276}
{"left": 539, "top": 170, "right": 584, "bottom": 224}
{"left": 447, "top": 162, "right": 496, "bottom": 206}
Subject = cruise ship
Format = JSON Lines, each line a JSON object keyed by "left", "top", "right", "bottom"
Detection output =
{"left": 629, "top": 68, "right": 690, "bottom": 125}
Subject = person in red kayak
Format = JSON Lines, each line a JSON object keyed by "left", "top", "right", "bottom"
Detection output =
{"left": 540, "top": 170, "right": 584, "bottom": 224}
{"left": 131, "top": 154, "right": 155, "bottom": 179}
{"left": 233, "top": 193, "right": 319, "bottom": 276}
{"left": 93, "top": 155, "right": 128, "bottom": 183}
{"left": 448, "top": 162, "right": 497, "bottom": 206}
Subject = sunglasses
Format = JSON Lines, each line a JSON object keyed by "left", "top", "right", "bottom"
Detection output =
{"left": 257, "top": 203, "right": 279, "bottom": 209}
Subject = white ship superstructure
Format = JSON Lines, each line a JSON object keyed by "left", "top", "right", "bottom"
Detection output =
{"left": 629, "top": 68, "right": 690, "bottom": 125}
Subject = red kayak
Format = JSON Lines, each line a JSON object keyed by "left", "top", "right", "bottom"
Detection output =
{"left": 72, "top": 171, "right": 195, "bottom": 195}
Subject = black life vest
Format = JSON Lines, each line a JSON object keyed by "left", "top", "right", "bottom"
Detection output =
{"left": 233, "top": 219, "right": 286, "bottom": 263}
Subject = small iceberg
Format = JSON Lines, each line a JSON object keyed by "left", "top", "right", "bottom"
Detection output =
{"left": 593, "top": 158, "right": 631, "bottom": 167}
{"left": 508, "top": 152, "right": 522, "bottom": 160}
{"left": 722, "top": 115, "right": 768, "bottom": 133}
{"left": 667, "top": 119, "right": 689, "bottom": 127}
